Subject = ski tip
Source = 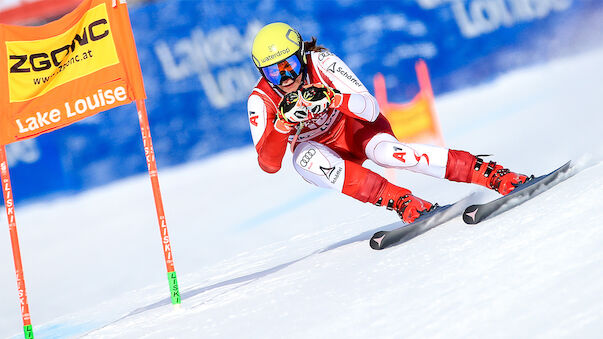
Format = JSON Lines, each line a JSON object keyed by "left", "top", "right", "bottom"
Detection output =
{"left": 462, "top": 205, "right": 480, "bottom": 225}
{"left": 370, "top": 231, "right": 387, "bottom": 250}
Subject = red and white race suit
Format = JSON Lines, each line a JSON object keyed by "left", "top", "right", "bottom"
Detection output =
{"left": 247, "top": 50, "right": 471, "bottom": 204}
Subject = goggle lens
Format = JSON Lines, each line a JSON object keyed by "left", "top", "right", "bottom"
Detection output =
{"left": 261, "top": 54, "right": 302, "bottom": 86}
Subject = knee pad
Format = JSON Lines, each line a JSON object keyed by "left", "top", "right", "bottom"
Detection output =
{"left": 292, "top": 141, "right": 345, "bottom": 191}
{"left": 365, "top": 133, "right": 449, "bottom": 178}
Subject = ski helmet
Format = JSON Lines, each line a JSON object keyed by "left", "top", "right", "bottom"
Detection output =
{"left": 251, "top": 22, "right": 306, "bottom": 86}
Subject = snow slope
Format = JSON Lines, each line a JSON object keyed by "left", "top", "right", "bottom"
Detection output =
{"left": 1, "top": 48, "right": 603, "bottom": 338}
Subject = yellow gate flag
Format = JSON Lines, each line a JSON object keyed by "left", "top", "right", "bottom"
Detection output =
{"left": 0, "top": 0, "right": 146, "bottom": 145}
{"left": 373, "top": 60, "right": 444, "bottom": 147}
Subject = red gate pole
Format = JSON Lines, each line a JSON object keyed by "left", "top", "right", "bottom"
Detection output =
{"left": 135, "top": 100, "right": 181, "bottom": 305}
{"left": 0, "top": 145, "right": 34, "bottom": 338}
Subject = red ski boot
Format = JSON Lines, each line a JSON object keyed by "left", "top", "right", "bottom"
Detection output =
{"left": 470, "top": 156, "right": 530, "bottom": 195}
{"left": 341, "top": 161, "right": 434, "bottom": 223}
{"left": 446, "top": 151, "right": 531, "bottom": 195}
{"left": 373, "top": 182, "right": 434, "bottom": 223}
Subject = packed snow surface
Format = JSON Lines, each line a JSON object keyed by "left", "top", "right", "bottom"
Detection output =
{"left": 1, "top": 48, "right": 603, "bottom": 338}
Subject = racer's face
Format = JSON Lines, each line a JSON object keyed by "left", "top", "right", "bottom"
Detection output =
{"left": 277, "top": 73, "right": 303, "bottom": 93}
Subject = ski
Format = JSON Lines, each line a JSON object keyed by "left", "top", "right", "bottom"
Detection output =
{"left": 462, "top": 161, "right": 571, "bottom": 225}
{"left": 370, "top": 194, "right": 477, "bottom": 250}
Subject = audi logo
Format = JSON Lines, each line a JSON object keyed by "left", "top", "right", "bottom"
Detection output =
{"left": 299, "top": 148, "right": 316, "bottom": 167}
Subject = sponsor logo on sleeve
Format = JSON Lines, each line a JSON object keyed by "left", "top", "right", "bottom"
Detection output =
{"left": 317, "top": 51, "right": 334, "bottom": 61}
{"left": 327, "top": 62, "right": 362, "bottom": 88}
{"left": 327, "top": 62, "right": 336, "bottom": 73}
{"left": 248, "top": 111, "right": 258, "bottom": 126}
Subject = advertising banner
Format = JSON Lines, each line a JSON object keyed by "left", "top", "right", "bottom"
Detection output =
{"left": 0, "top": 0, "right": 145, "bottom": 145}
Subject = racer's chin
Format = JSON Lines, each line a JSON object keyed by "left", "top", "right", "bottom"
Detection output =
{"left": 277, "top": 75, "right": 302, "bottom": 93}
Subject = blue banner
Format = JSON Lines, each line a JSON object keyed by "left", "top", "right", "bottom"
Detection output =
{"left": 6, "top": 0, "right": 603, "bottom": 202}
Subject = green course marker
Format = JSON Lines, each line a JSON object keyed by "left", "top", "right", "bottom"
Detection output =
{"left": 168, "top": 271, "right": 181, "bottom": 305}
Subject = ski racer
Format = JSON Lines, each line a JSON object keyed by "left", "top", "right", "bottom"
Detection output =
{"left": 247, "top": 22, "right": 529, "bottom": 224}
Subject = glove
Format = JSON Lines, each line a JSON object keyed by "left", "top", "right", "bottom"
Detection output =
{"left": 396, "top": 194, "right": 434, "bottom": 223}
{"left": 276, "top": 90, "right": 313, "bottom": 134}
{"left": 275, "top": 84, "right": 344, "bottom": 134}
{"left": 300, "top": 83, "right": 344, "bottom": 114}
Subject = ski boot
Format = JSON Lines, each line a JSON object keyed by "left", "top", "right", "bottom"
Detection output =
{"left": 446, "top": 150, "right": 531, "bottom": 195}
{"left": 373, "top": 182, "right": 434, "bottom": 223}
{"left": 470, "top": 156, "right": 531, "bottom": 195}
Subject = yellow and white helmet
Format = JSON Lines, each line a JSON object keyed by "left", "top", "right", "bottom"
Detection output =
{"left": 251, "top": 22, "right": 306, "bottom": 85}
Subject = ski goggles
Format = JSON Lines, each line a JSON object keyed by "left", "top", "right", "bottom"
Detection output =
{"left": 260, "top": 53, "right": 303, "bottom": 86}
